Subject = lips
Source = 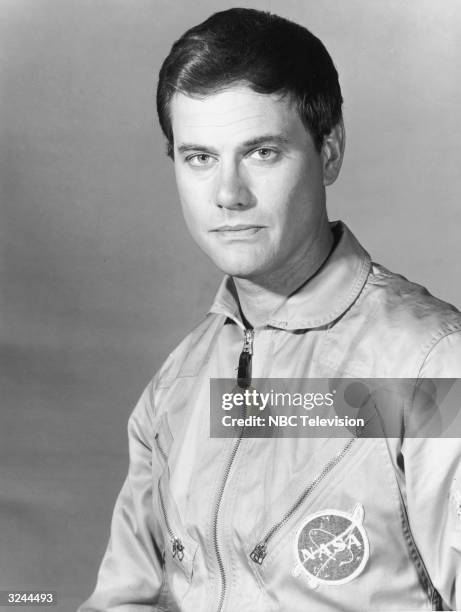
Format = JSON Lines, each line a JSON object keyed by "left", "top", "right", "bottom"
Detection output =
{"left": 211, "top": 224, "right": 264, "bottom": 232}
{"left": 209, "top": 225, "right": 265, "bottom": 240}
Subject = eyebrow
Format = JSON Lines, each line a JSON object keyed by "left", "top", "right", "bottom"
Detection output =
{"left": 176, "top": 134, "right": 290, "bottom": 155}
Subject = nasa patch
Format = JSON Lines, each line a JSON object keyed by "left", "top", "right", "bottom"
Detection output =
{"left": 292, "top": 503, "right": 369, "bottom": 589}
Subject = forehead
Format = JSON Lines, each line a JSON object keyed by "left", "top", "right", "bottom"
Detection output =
{"left": 170, "top": 86, "right": 306, "bottom": 148}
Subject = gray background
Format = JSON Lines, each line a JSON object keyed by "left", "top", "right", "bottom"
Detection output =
{"left": 1, "top": 0, "right": 460, "bottom": 609}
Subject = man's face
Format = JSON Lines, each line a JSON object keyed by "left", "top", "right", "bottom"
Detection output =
{"left": 171, "top": 86, "right": 333, "bottom": 283}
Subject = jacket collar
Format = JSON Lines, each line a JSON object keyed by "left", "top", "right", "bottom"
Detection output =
{"left": 209, "top": 221, "right": 371, "bottom": 331}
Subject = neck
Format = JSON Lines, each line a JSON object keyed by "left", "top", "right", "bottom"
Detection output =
{"left": 233, "top": 222, "right": 334, "bottom": 328}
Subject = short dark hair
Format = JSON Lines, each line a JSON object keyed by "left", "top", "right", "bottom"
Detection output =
{"left": 156, "top": 8, "right": 343, "bottom": 157}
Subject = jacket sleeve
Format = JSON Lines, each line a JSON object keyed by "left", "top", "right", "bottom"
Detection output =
{"left": 78, "top": 381, "right": 164, "bottom": 611}
{"left": 402, "top": 329, "right": 461, "bottom": 611}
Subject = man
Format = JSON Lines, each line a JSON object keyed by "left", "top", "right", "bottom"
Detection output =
{"left": 79, "top": 8, "right": 461, "bottom": 611}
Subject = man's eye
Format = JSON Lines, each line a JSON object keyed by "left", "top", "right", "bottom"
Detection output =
{"left": 186, "top": 153, "right": 214, "bottom": 166}
{"left": 251, "top": 148, "right": 278, "bottom": 161}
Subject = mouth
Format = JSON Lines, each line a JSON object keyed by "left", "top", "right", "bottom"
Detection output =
{"left": 210, "top": 224, "right": 265, "bottom": 240}
{"left": 210, "top": 224, "right": 265, "bottom": 237}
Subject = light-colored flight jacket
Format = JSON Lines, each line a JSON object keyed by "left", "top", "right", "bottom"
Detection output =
{"left": 79, "top": 222, "right": 461, "bottom": 611}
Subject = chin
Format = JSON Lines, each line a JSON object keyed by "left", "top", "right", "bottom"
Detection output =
{"left": 209, "top": 253, "right": 264, "bottom": 279}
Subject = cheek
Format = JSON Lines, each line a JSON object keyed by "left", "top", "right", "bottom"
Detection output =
{"left": 177, "top": 192, "right": 213, "bottom": 248}
{"left": 284, "top": 164, "right": 323, "bottom": 220}
{"left": 261, "top": 171, "right": 311, "bottom": 230}
{"left": 180, "top": 201, "right": 202, "bottom": 236}
{"left": 176, "top": 180, "right": 203, "bottom": 224}
{"left": 176, "top": 170, "right": 211, "bottom": 215}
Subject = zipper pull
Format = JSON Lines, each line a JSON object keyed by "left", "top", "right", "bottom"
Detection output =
{"left": 237, "top": 328, "right": 254, "bottom": 389}
{"left": 250, "top": 542, "right": 267, "bottom": 565}
{"left": 172, "top": 537, "right": 184, "bottom": 561}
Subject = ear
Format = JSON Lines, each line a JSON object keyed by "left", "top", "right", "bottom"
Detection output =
{"left": 321, "top": 120, "right": 345, "bottom": 186}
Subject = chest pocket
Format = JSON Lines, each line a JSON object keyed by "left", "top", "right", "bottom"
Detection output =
{"left": 152, "top": 413, "right": 198, "bottom": 609}
{"left": 245, "top": 438, "right": 436, "bottom": 612}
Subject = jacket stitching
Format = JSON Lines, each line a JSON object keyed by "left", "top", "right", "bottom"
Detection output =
{"left": 275, "top": 252, "right": 371, "bottom": 329}
{"left": 416, "top": 327, "right": 461, "bottom": 379}
{"left": 399, "top": 497, "right": 442, "bottom": 610}
{"left": 381, "top": 437, "right": 443, "bottom": 610}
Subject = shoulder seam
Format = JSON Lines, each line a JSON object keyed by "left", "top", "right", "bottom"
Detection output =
{"left": 416, "top": 327, "right": 461, "bottom": 378}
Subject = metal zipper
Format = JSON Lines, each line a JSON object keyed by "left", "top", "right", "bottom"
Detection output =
{"left": 212, "top": 435, "right": 243, "bottom": 612}
{"left": 155, "top": 432, "right": 185, "bottom": 562}
{"left": 250, "top": 438, "right": 356, "bottom": 565}
{"left": 213, "top": 327, "right": 255, "bottom": 612}
{"left": 237, "top": 328, "right": 254, "bottom": 389}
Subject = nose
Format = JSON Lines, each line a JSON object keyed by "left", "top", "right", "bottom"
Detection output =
{"left": 215, "top": 160, "right": 253, "bottom": 210}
